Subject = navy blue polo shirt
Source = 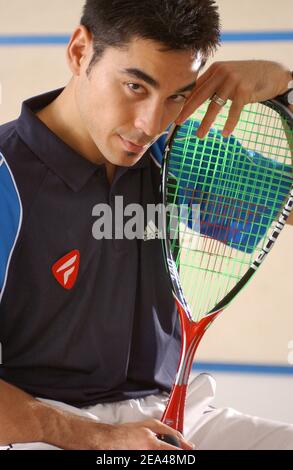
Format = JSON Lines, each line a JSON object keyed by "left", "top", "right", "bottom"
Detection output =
{"left": 0, "top": 89, "right": 180, "bottom": 407}
{"left": 1, "top": 90, "right": 291, "bottom": 409}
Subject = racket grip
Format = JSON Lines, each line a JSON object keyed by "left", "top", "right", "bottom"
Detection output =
{"left": 158, "top": 434, "right": 181, "bottom": 448}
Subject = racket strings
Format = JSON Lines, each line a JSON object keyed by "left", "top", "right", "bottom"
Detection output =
{"left": 165, "top": 102, "right": 293, "bottom": 322}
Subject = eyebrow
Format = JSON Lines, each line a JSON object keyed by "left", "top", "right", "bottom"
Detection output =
{"left": 121, "top": 67, "right": 197, "bottom": 94}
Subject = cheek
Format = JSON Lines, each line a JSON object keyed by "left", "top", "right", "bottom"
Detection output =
{"left": 76, "top": 76, "right": 135, "bottom": 137}
{"left": 76, "top": 82, "right": 107, "bottom": 133}
{"left": 162, "top": 104, "right": 184, "bottom": 130}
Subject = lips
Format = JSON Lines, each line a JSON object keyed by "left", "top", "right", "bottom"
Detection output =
{"left": 119, "top": 136, "right": 147, "bottom": 153}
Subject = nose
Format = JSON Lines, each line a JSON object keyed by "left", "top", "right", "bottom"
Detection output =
{"left": 134, "top": 101, "right": 165, "bottom": 139}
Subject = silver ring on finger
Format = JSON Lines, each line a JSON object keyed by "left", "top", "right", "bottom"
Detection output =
{"left": 210, "top": 93, "right": 227, "bottom": 107}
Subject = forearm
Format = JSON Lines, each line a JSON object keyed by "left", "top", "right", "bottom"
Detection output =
{"left": 0, "top": 380, "right": 194, "bottom": 450}
{"left": 0, "top": 379, "right": 112, "bottom": 449}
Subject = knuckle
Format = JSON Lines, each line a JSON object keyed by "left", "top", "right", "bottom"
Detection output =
{"left": 235, "top": 83, "right": 250, "bottom": 97}
{"left": 227, "top": 70, "right": 241, "bottom": 85}
{"left": 145, "top": 418, "right": 156, "bottom": 426}
{"left": 213, "top": 60, "right": 225, "bottom": 68}
{"left": 145, "top": 428, "right": 154, "bottom": 438}
{"left": 215, "top": 62, "right": 231, "bottom": 78}
{"left": 209, "top": 61, "right": 220, "bottom": 72}
{"left": 140, "top": 427, "right": 154, "bottom": 442}
{"left": 152, "top": 419, "right": 161, "bottom": 426}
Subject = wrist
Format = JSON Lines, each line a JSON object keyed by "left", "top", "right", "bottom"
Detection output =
{"left": 36, "top": 401, "right": 113, "bottom": 450}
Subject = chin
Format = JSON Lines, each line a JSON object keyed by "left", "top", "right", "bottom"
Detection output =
{"left": 119, "top": 156, "right": 141, "bottom": 167}
{"left": 109, "top": 151, "right": 144, "bottom": 167}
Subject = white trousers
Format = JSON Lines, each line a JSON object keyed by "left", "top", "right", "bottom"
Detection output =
{"left": 1, "top": 374, "right": 293, "bottom": 450}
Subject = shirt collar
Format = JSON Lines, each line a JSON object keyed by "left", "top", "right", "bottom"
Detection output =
{"left": 16, "top": 88, "right": 151, "bottom": 192}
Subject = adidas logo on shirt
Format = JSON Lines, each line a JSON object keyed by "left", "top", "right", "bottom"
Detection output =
{"left": 143, "top": 220, "right": 161, "bottom": 241}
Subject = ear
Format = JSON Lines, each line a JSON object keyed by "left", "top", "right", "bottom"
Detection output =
{"left": 66, "top": 26, "right": 93, "bottom": 76}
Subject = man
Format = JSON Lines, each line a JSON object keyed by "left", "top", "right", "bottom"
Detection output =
{"left": 0, "top": 0, "right": 292, "bottom": 450}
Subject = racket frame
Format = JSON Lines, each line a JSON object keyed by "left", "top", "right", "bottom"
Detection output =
{"left": 160, "top": 99, "right": 293, "bottom": 433}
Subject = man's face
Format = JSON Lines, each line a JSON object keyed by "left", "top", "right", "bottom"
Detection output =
{"left": 75, "top": 37, "right": 200, "bottom": 167}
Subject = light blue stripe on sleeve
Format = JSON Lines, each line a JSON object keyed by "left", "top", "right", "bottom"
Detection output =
{"left": 150, "top": 134, "right": 166, "bottom": 166}
{"left": 0, "top": 154, "right": 22, "bottom": 294}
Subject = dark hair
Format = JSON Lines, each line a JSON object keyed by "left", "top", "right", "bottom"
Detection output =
{"left": 81, "top": 0, "right": 221, "bottom": 72}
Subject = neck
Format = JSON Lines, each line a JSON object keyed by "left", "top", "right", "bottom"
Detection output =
{"left": 36, "top": 82, "right": 117, "bottom": 183}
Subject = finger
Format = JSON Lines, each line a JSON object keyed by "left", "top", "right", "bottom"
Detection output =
{"left": 145, "top": 420, "right": 180, "bottom": 437}
{"left": 178, "top": 437, "right": 195, "bottom": 450}
{"left": 145, "top": 420, "right": 186, "bottom": 448}
{"left": 194, "top": 64, "right": 219, "bottom": 89}
{"left": 155, "top": 433, "right": 194, "bottom": 451}
{"left": 176, "top": 70, "right": 224, "bottom": 124}
{"left": 222, "top": 100, "right": 244, "bottom": 137}
{"left": 196, "top": 98, "right": 230, "bottom": 139}
{"left": 158, "top": 434, "right": 181, "bottom": 448}
{"left": 170, "top": 430, "right": 195, "bottom": 450}
{"left": 155, "top": 438, "right": 184, "bottom": 451}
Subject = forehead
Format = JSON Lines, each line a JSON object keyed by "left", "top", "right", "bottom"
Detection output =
{"left": 100, "top": 37, "right": 202, "bottom": 82}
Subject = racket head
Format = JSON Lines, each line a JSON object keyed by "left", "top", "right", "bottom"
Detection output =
{"left": 161, "top": 99, "right": 293, "bottom": 323}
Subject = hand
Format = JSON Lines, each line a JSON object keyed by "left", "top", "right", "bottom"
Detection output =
{"left": 176, "top": 60, "right": 292, "bottom": 138}
{"left": 97, "top": 419, "right": 194, "bottom": 450}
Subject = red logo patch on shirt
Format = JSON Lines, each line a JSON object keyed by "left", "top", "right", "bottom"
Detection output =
{"left": 52, "top": 250, "right": 80, "bottom": 290}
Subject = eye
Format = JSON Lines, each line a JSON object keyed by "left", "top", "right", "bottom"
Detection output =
{"left": 126, "top": 83, "right": 146, "bottom": 94}
{"left": 169, "top": 94, "right": 188, "bottom": 104}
